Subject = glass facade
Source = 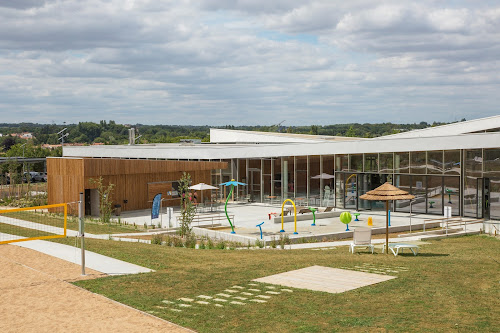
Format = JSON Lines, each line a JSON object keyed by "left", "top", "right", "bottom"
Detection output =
{"left": 226, "top": 147, "right": 500, "bottom": 220}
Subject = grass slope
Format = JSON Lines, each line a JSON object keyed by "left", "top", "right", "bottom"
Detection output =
{"left": 68, "top": 235, "right": 500, "bottom": 332}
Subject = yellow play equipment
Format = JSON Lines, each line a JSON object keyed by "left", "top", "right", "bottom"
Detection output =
{"left": 280, "top": 199, "right": 298, "bottom": 234}
{"left": 367, "top": 216, "right": 373, "bottom": 226}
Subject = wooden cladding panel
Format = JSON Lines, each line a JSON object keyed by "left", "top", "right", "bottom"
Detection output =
{"left": 48, "top": 157, "right": 226, "bottom": 212}
{"left": 82, "top": 158, "right": 226, "bottom": 177}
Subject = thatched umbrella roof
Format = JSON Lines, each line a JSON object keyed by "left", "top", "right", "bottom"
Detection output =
{"left": 359, "top": 182, "right": 415, "bottom": 201}
{"left": 359, "top": 182, "right": 414, "bottom": 254}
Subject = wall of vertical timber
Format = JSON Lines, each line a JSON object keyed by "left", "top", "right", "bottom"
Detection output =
{"left": 47, "top": 157, "right": 227, "bottom": 213}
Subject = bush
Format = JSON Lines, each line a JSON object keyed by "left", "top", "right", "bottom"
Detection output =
{"left": 151, "top": 233, "right": 163, "bottom": 245}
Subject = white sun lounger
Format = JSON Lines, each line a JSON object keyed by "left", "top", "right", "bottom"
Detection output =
{"left": 382, "top": 243, "right": 419, "bottom": 256}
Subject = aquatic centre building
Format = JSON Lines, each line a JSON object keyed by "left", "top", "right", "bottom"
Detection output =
{"left": 59, "top": 116, "right": 500, "bottom": 219}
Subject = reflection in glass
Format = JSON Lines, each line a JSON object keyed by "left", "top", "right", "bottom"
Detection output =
{"left": 483, "top": 148, "right": 500, "bottom": 178}
{"left": 335, "top": 154, "right": 348, "bottom": 171}
{"left": 427, "top": 151, "right": 443, "bottom": 174}
{"left": 410, "top": 151, "right": 426, "bottom": 174}
{"left": 444, "top": 150, "right": 460, "bottom": 175}
{"left": 349, "top": 154, "right": 363, "bottom": 172}
{"left": 309, "top": 156, "right": 321, "bottom": 202}
{"left": 444, "top": 177, "right": 460, "bottom": 216}
{"left": 395, "top": 152, "right": 409, "bottom": 173}
{"left": 379, "top": 153, "right": 393, "bottom": 173}
{"left": 411, "top": 175, "right": 427, "bottom": 213}
{"left": 295, "top": 156, "right": 307, "bottom": 199}
{"left": 364, "top": 154, "right": 378, "bottom": 172}
{"left": 394, "top": 175, "right": 411, "bottom": 212}
{"left": 427, "top": 176, "right": 443, "bottom": 215}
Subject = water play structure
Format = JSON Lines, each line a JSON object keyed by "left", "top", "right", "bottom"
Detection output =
{"left": 220, "top": 179, "right": 246, "bottom": 234}
{"left": 280, "top": 199, "right": 298, "bottom": 234}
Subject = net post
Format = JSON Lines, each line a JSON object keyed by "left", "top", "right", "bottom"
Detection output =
{"left": 79, "top": 192, "right": 86, "bottom": 276}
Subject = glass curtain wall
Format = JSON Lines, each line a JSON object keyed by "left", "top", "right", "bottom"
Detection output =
{"left": 309, "top": 156, "right": 321, "bottom": 205}
{"left": 247, "top": 159, "right": 261, "bottom": 202}
{"left": 464, "top": 149, "right": 482, "bottom": 217}
{"left": 295, "top": 156, "right": 308, "bottom": 200}
{"left": 322, "top": 155, "right": 335, "bottom": 206}
{"left": 484, "top": 148, "right": 500, "bottom": 219}
{"left": 273, "top": 158, "right": 282, "bottom": 201}
{"left": 262, "top": 158, "right": 272, "bottom": 202}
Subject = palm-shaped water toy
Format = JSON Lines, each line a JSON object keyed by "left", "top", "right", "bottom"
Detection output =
{"left": 219, "top": 179, "right": 247, "bottom": 234}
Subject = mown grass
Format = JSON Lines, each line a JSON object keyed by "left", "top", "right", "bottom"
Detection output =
{"left": 67, "top": 235, "right": 500, "bottom": 332}
{"left": 1, "top": 211, "right": 140, "bottom": 234}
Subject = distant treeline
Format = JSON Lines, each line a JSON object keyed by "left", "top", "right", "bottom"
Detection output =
{"left": 0, "top": 119, "right": 460, "bottom": 149}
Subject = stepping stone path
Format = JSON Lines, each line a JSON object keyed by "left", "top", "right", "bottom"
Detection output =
{"left": 197, "top": 295, "right": 213, "bottom": 299}
{"left": 159, "top": 282, "right": 296, "bottom": 313}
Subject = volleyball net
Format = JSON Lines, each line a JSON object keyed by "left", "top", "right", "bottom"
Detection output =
{"left": 0, "top": 203, "right": 67, "bottom": 245}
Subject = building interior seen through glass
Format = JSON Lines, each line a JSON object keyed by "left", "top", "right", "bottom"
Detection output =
{"left": 212, "top": 148, "right": 499, "bottom": 218}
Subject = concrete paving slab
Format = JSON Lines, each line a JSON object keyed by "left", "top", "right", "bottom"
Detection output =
{"left": 7, "top": 237, "right": 153, "bottom": 275}
{"left": 253, "top": 265, "right": 396, "bottom": 294}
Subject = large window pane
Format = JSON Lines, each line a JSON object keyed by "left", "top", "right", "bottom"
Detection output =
{"left": 411, "top": 175, "right": 427, "bottom": 213}
{"left": 295, "top": 156, "right": 307, "bottom": 199}
{"left": 490, "top": 179, "right": 500, "bottom": 219}
{"left": 379, "top": 153, "right": 394, "bottom": 173}
{"left": 464, "top": 176, "right": 479, "bottom": 217}
{"left": 349, "top": 154, "right": 363, "bottom": 172}
{"left": 427, "top": 151, "right": 443, "bottom": 174}
{"left": 322, "top": 155, "right": 335, "bottom": 206}
{"left": 394, "top": 175, "right": 411, "bottom": 212}
{"left": 483, "top": 148, "right": 500, "bottom": 178}
{"left": 465, "top": 149, "right": 482, "bottom": 177}
{"left": 309, "top": 156, "right": 321, "bottom": 203}
{"left": 410, "top": 151, "right": 427, "bottom": 174}
{"left": 444, "top": 150, "right": 461, "bottom": 175}
{"left": 444, "top": 177, "right": 460, "bottom": 216}
{"left": 335, "top": 154, "right": 348, "bottom": 171}
{"left": 364, "top": 153, "right": 378, "bottom": 172}
{"left": 395, "top": 152, "right": 409, "bottom": 173}
{"left": 427, "top": 176, "right": 443, "bottom": 214}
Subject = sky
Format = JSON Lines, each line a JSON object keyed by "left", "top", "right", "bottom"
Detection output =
{"left": 0, "top": 0, "right": 499, "bottom": 125}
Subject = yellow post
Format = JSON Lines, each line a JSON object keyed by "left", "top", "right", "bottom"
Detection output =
{"left": 367, "top": 216, "right": 373, "bottom": 226}
{"left": 280, "top": 199, "right": 298, "bottom": 234}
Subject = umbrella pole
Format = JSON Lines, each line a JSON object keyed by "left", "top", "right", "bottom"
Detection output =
{"left": 385, "top": 201, "right": 389, "bottom": 254}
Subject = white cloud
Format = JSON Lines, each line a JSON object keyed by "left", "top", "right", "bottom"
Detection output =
{"left": 0, "top": 0, "right": 498, "bottom": 125}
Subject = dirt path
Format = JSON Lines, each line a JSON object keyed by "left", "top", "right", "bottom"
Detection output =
{"left": 0, "top": 245, "right": 192, "bottom": 333}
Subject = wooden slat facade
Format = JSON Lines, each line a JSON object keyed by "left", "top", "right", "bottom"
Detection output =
{"left": 47, "top": 157, "right": 227, "bottom": 213}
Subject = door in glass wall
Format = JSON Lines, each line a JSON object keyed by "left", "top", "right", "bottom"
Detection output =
{"left": 427, "top": 176, "right": 443, "bottom": 215}
{"left": 489, "top": 178, "right": 500, "bottom": 219}
{"left": 248, "top": 159, "right": 262, "bottom": 202}
{"left": 443, "top": 176, "right": 460, "bottom": 216}
{"left": 483, "top": 178, "right": 490, "bottom": 220}
{"left": 335, "top": 173, "right": 345, "bottom": 208}
{"left": 344, "top": 173, "right": 358, "bottom": 210}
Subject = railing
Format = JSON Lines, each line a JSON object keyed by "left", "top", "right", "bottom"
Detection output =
{"left": 423, "top": 216, "right": 484, "bottom": 235}
{"left": 176, "top": 213, "right": 234, "bottom": 228}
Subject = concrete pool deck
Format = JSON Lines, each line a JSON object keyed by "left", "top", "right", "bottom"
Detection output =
{"left": 116, "top": 202, "right": 475, "bottom": 244}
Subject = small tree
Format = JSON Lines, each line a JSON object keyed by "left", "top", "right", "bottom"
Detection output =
{"left": 178, "top": 172, "right": 196, "bottom": 237}
{"left": 89, "top": 177, "right": 115, "bottom": 223}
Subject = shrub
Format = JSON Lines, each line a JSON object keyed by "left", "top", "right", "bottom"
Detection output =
{"left": 151, "top": 233, "right": 163, "bottom": 245}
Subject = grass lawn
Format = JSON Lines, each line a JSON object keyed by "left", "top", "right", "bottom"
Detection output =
{"left": 1, "top": 211, "right": 140, "bottom": 234}
{"left": 65, "top": 235, "right": 500, "bottom": 332}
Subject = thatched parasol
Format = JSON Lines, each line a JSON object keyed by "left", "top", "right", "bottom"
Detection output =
{"left": 359, "top": 182, "right": 414, "bottom": 254}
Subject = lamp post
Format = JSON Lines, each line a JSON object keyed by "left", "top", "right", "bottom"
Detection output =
{"left": 20, "top": 143, "right": 27, "bottom": 175}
